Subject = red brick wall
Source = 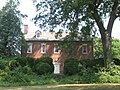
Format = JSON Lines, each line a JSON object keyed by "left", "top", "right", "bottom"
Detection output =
{"left": 24, "top": 41, "right": 93, "bottom": 73}
{"left": 26, "top": 41, "right": 63, "bottom": 60}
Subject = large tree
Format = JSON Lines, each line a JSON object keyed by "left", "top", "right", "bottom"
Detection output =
{"left": 33, "top": 0, "right": 120, "bottom": 67}
{"left": 0, "top": 0, "right": 26, "bottom": 58}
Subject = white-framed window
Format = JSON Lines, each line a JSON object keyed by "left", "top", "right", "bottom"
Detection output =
{"left": 82, "top": 44, "right": 88, "bottom": 54}
{"left": 54, "top": 43, "right": 59, "bottom": 54}
{"left": 41, "top": 43, "right": 46, "bottom": 53}
{"left": 27, "top": 43, "right": 32, "bottom": 53}
{"left": 36, "top": 32, "right": 40, "bottom": 38}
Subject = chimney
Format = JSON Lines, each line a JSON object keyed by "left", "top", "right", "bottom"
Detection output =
{"left": 24, "top": 24, "right": 28, "bottom": 34}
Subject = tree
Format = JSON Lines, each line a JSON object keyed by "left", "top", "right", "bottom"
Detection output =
{"left": 94, "top": 37, "right": 120, "bottom": 59}
{"left": 33, "top": 0, "right": 120, "bottom": 67}
{"left": 0, "top": 0, "right": 26, "bottom": 58}
{"left": 93, "top": 37, "right": 103, "bottom": 59}
{"left": 112, "top": 38, "right": 120, "bottom": 59}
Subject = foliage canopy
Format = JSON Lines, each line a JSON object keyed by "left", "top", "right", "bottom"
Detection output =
{"left": 33, "top": 0, "right": 120, "bottom": 67}
{"left": 0, "top": 0, "right": 26, "bottom": 58}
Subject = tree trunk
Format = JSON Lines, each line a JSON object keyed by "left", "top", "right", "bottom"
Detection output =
{"left": 89, "top": 0, "right": 119, "bottom": 68}
{"left": 101, "top": 31, "right": 112, "bottom": 68}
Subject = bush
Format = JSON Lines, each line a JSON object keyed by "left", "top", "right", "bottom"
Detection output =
{"left": 97, "top": 65, "right": 120, "bottom": 83}
{"left": 0, "top": 69, "right": 11, "bottom": 81}
{"left": 79, "top": 67, "right": 99, "bottom": 83}
{"left": 15, "top": 57, "right": 28, "bottom": 67}
{"left": 10, "top": 71, "right": 30, "bottom": 83}
{"left": 35, "top": 62, "right": 53, "bottom": 75}
{"left": 15, "top": 56, "right": 54, "bottom": 75}
{"left": 64, "top": 58, "right": 79, "bottom": 75}
{"left": 0, "top": 59, "right": 19, "bottom": 71}
{"left": 36, "top": 56, "right": 53, "bottom": 65}
{"left": 7, "top": 59, "right": 19, "bottom": 70}
{"left": 8, "top": 66, "right": 33, "bottom": 83}
{"left": 79, "top": 58, "right": 104, "bottom": 68}
{"left": 113, "top": 58, "right": 120, "bottom": 65}
{"left": 25, "top": 57, "right": 36, "bottom": 71}
{"left": 35, "top": 56, "right": 54, "bottom": 74}
{"left": 15, "top": 57, "right": 37, "bottom": 71}
{"left": 0, "top": 59, "right": 7, "bottom": 70}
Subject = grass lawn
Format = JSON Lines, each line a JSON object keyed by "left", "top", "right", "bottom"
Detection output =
{"left": 0, "top": 84, "right": 120, "bottom": 90}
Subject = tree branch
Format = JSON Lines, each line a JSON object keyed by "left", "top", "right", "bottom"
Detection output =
{"left": 94, "top": 0, "right": 101, "bottom": 8}
{"left": 107, "top": 0, "right": 119, "bottom": 34}
{"left": 89, "top": 4, "right": 106, "bottom": 37}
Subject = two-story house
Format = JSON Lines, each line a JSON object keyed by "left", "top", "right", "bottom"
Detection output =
{"left": 23, "top": 25, "right": 93, "bottom": 73}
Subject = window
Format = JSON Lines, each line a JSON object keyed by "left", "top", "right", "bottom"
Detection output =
{"left": 35, "top": 30, "right": 41, "bottom": 38}
{"left": 27, "top": 43, "right": 32, "bottom": 53}
{"left": 41, "top": 43, "right": 46, "bottom": 53}
{"left": 54, "top": 43, "right": 59, "bottom": 54}
{"left": 82, "top": 44, "right": 88, "bottom": 54}
{"left": 36, "top": 33, "right": 40, "bottom": 37}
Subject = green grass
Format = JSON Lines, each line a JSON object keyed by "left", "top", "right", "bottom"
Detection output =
{"left": 0, "top": 84, "right": 120, "bottom": 90}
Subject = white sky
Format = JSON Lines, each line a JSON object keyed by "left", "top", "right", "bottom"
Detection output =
{"left": 0, "top": 0, "right": 120, "bottom": 39}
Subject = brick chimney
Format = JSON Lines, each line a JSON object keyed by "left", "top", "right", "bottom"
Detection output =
{"left": 24, "top": 24, "right": 28, "bottom": 34}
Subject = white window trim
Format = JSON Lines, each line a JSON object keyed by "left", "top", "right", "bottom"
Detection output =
{"left": 82, "top": 44, "right": 88, "bottom": 54}
{"left": 41, "top": 43, "right": 46, "bottom": 54}
{"left": 54, "top": 43, "right": 59, "bottom": 54}
{"left": 27, "top": 43, "right": 32, "bottom": 53}
{"left": 35, "top": 30, "right": 41, "bottom": 38}
{"left": 36, "top": 32, "right": 40, "bottom": 38}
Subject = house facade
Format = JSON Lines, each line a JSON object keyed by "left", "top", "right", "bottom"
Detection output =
{"left": 23, "top": 25, "right": 93, "bottom": 73}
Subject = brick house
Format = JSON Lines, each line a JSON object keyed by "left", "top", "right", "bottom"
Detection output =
{"left": 23, "top": 25, "right": 93, "bottom": 73}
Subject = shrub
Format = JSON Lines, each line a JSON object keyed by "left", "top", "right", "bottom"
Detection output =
{"left": 35, "top": 62, "right": 52, "bottom": 75}
{"left": 15, "top": 57, "right": 36, "bottom": 71}
{"left": 64, "top": 58, "right": 79, "bottom": 75}
{"left": 79, "top": 58, "right": 104, "bottom": 68}
{"left": 15, "top": 57, "right": 28, "bottom": 67}
{"left": 0, "top": 59, "right": 7, "bottom": 70}
{"left": 113, "top": 58, "right": 120, "bottom": 65}
{"left": 35, "top": 56, "right": 54, "bottom": 73}
{"left": 10, "top": 72, "right": 30, "bottom": 83}
{"left": 21, "top": 66, "right": 32, "bottom": 74}
{"left": 15, "top": 56, "right": 54, "bottom": 75}
{"left": 8, "top": 66, "right": 33, "bottom": 83}
{"left": 97, "top": 65, "right": 120, "bottom": 83}
{"left": 0, "top": 69, "right": 11, "bottom": 81}
{"left": 36, "top": 56, "right": 53, "bottom": 65}
{"left": 0, "top": 59, "right": 19, "bottom": 71}
{"left": 8, "top": 59, "right": 19, "bottom": 70}
{"left": 25, "top": 57, "right": 36, "bottom": 71}
{"left": 79, "top": 67, "right": 99, "bottom": 83}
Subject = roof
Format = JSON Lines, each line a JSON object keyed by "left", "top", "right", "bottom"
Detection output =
{"left": 24, "top": 30, "right": 68, "bottom": 41}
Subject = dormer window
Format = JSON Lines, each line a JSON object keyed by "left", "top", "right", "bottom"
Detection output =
{"left": 35, "top": 30, "right": 41, "bottom": 38}
{"left": 36, "top": 32, "right": 40, "bottom": 37}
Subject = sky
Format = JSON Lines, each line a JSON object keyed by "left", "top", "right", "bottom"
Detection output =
{"left": 0, "top": 0, "right": 39, "bottom": 32}
{"left": 0, "top": 0, "right": 120, "bottom": 39}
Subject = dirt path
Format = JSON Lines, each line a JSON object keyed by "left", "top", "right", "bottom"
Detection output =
{"left": 0, "top": 84, "right": 120, "bottom": 90}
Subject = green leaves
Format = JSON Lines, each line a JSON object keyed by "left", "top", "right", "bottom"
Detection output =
{"left": 94, "top": 37, "right": 120, "bottom": 59}
{"left": 33, "top": 0, "right": 120, "bottom": 67}
{"left": 112, "top": 38, "right": 120, "bottom": 59}
{"left": 0, "top": 0, "right": 25, "bottom": 58}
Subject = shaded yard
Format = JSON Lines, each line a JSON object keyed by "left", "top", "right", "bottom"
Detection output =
{"left": 0, "top": 84, "right": 120, "bottom": 90}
